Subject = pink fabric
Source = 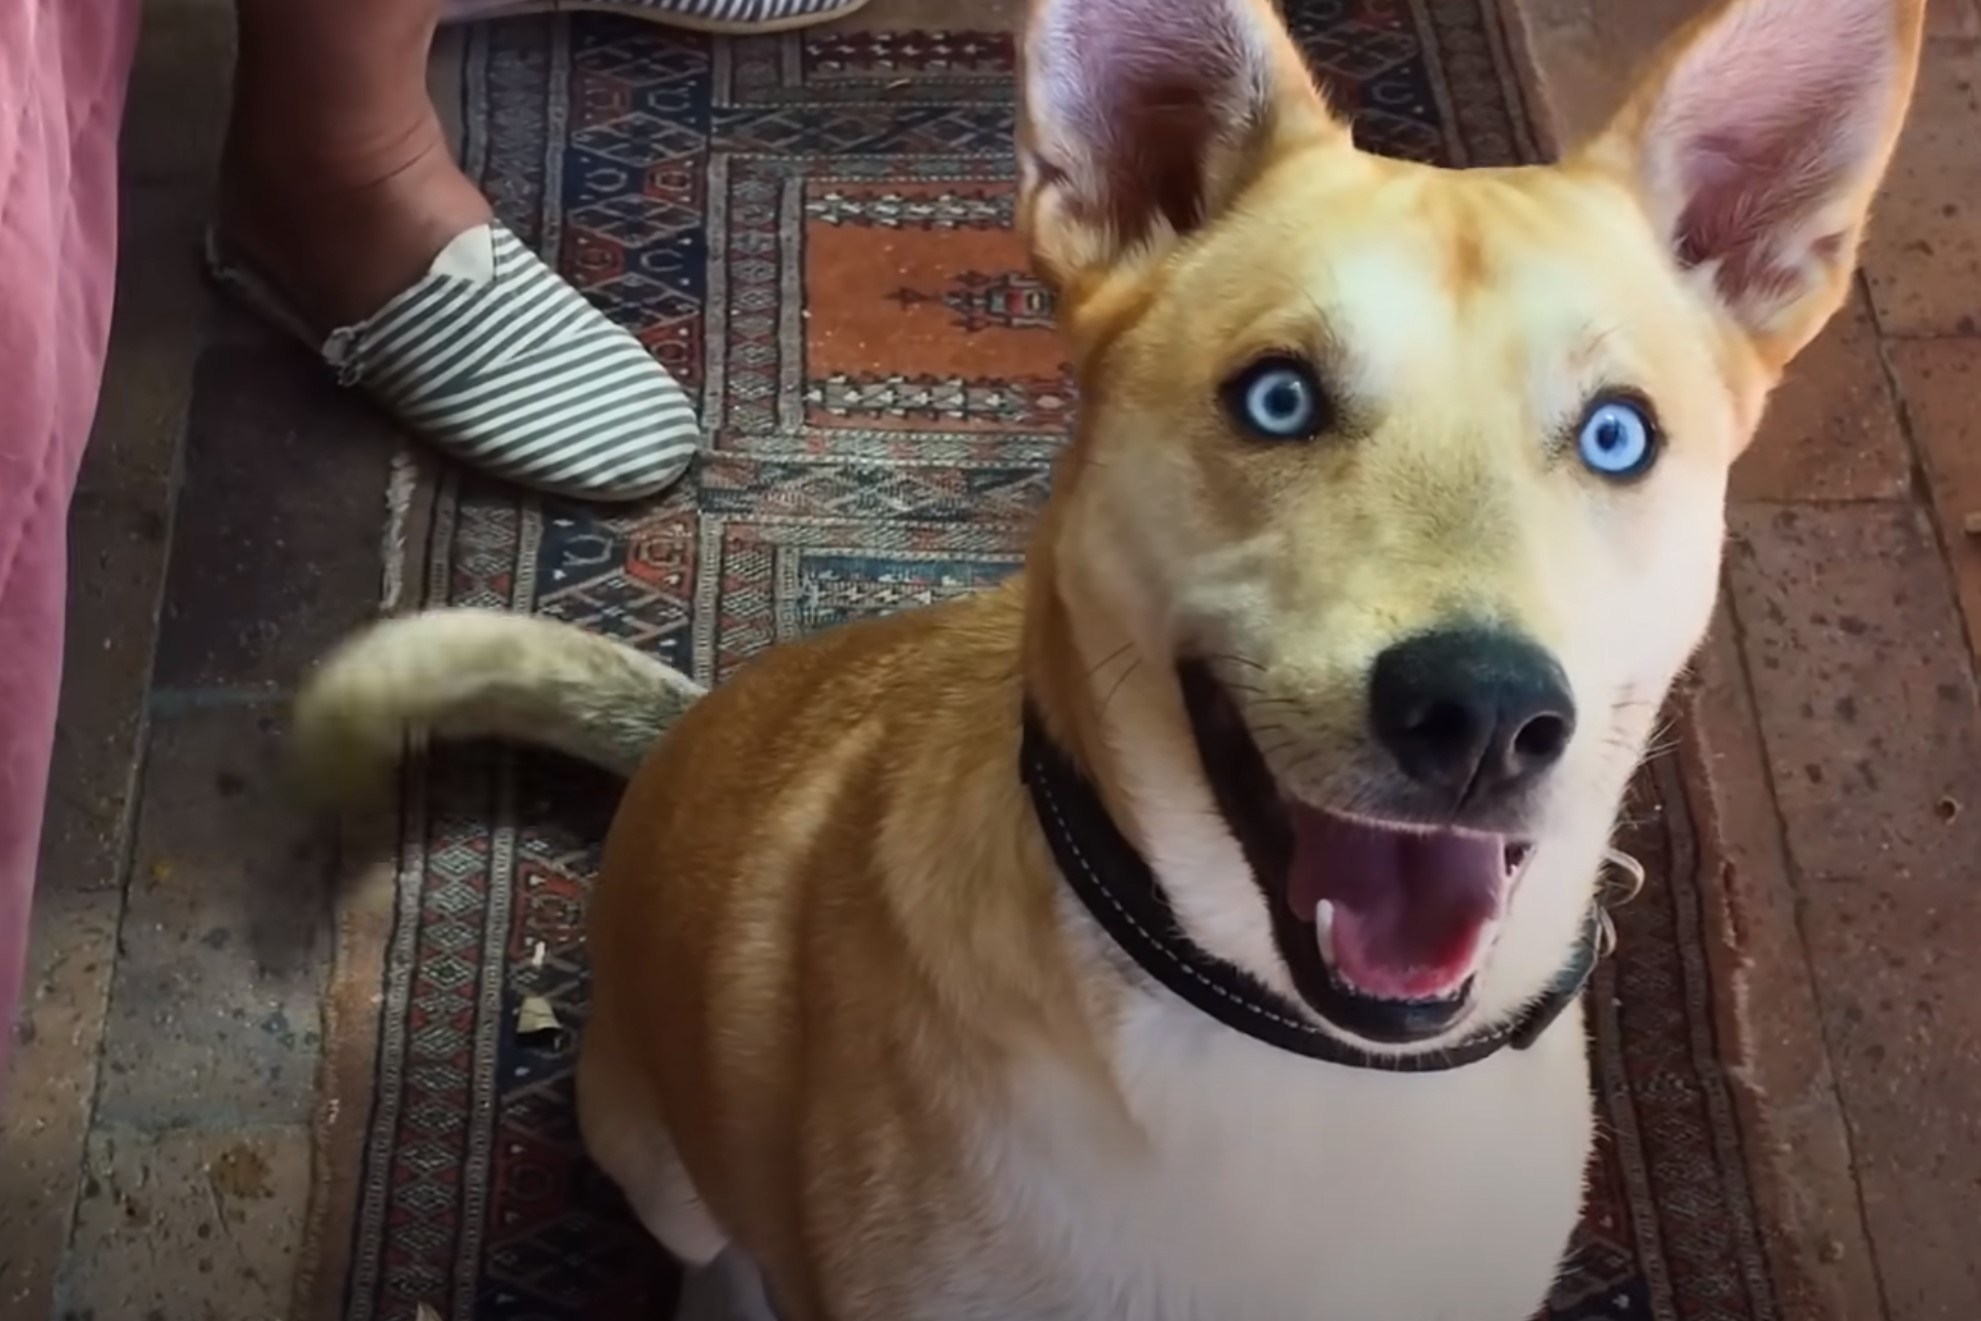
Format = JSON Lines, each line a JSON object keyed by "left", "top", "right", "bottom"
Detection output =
{"left": 0, "top": 0, "right": 140, "bottom": 1078}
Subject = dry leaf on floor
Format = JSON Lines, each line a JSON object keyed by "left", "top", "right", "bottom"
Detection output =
{"left": 517, "top": 994, "right": 562, "bottom": 1042}
{"left": 416, "top": 1306, "right": 443, "bottom": 1321}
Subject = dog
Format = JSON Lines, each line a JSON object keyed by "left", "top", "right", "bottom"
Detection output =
{"left": 294, "top": 0, "right": 1924, "bottom": 1315}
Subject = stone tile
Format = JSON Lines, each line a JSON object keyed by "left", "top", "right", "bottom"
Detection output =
{"left": 1889, "top": 339, "right": 1981, "bottom": 667}
{"left": 116, "top": 0, "right": 233, "bottom": 191}
{"left": 25, "top": 57, "right": 222, "bottom": 920}
{"left": 1926, "top": 0, "right": 1980, "bottom": 39}
{"left": 95, "top": 705, "right": 334, "bottom": 1129}
{"left": 1685, "top": 613, "right": 1885, "bottom": 1321}
{"left": 1500, "top": 0, "right": 1702, "bottom": 142}
{"left": 151, "top": 339, "right": 395, "bottom": 695}
{"left": 0, "top": 883, "right": 121, "bottom": 1319}
{"left": 61, "top": 1123, "right": 310, "bottom": 1321}
{"left": 1725, "top": 501, "right": 1981, "bottom": 1321}
{"left": 1732, "top": 289, "right": 1910, "bottom": 503}
{"left": 1862, "top": 41, "right": 1981, "bottom": 337}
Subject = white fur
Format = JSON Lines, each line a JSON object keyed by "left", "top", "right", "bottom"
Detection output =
{"left": 653, "top": 898, "right": 1594, "bottom": 1321}
{"left": 933, "top": 758, "right": 1603, "bottom": 1320}
{"left": 962, "top": 977, "right": 1592, "bottom": 1321}
{"left": 674, "top": 1252, "right": 781, "bottom": 1321}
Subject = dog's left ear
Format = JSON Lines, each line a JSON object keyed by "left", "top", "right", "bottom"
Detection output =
{"left": 1017, "top": 0, "right": 1341, "bottom": 294}
{"left": 1582, "top": 0, "right": 1925, "bottom": 370}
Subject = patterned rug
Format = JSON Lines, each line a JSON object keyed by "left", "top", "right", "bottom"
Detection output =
{"left": 303, "top": 6, "right": 1782, "bottom": 1319}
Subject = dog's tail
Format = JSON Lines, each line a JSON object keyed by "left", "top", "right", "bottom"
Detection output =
{"left": 292, "top": 607, "right": 705, "bottom": 801}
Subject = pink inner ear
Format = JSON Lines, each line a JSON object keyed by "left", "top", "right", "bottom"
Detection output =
{"left": 1646, "top": 0, "right": 1896, "bottom": 308}
{"left": 1027, "top": 0, "right": 1274, "bottom": 241}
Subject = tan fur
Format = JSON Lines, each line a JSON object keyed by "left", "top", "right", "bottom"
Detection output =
{"left": 296, "top": 1, "right": 1924, "bottom": 1315}
{"left": 293, "top": 608, "right": 702, "bottom": 797}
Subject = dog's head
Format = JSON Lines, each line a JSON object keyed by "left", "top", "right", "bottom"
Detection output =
{"left": 1018, "top": 0, "right": 1922, "bottom": 1049}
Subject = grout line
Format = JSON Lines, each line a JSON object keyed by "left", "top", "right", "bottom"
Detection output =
{"left": 1857, "top": 271, "right": 1981, "bottom": 690}
{"left": 48, "top": 315, "right": 202, "bottom": 1321}
{"left": 1715, "top": 543, "right": 1898, "bottom": 1321}
{"left": 1873, "top": 327, "right": 1981, "bottom": 342}
{"left": 80, "top": 1116, "right": 318, "bottom": 1142}
{"left": 1726, "top": 494, "right": 1924, "bottom": 509}
{"left": 146, "top": 686, "right": 289, "bottom": 716}
{"left": 46, "top": 719, "right": 155, "bottom": 1321}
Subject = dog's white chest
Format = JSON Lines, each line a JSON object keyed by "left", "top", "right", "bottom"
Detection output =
{"left": 964, "top": 998, "right": 1595, "bottom": 1321}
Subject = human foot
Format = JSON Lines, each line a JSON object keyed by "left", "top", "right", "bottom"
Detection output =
{"left": 211, "top": 109, "right": 700, "bottom": 502}
{"left": 216, "top": 106, "right": 492, "bottom": 332}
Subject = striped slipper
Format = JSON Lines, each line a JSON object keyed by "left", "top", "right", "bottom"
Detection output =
{"left": 206, "top": 222, "right": 700, "bottom": 504}
{"left": 440, "top": 0, "right": 869, "bottom": 35}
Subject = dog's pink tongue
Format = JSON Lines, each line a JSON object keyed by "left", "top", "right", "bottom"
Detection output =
{"left": 1286, "top": 805, "right": 1502, "bottom": 1000}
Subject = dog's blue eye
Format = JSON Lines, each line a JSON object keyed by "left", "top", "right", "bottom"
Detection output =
{"left": 1228, "top": 358, "right": 1328, "bottom": 441}
{"left": 1576, "top": 399, "right": 1657, "bottom": 479}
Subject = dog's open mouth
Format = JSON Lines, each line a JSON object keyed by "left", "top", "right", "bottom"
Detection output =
{"left": 1177, "top": 660, "right": 1531, "bottom": 1044}
{"left": 1294, "top": 807, "right": 1527, "bottom": 1014}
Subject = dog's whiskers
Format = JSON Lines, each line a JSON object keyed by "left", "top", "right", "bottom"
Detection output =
{"left": 1084, "top": 640, "right": 1136, "bottom": 680}
{"left": 1100, "top": 658, "right": 1143, "bottom": 715}
{"left": 1254, "top": 738, "right": 1301, "bottom": 764}
{"left": 1602, "top": 848, "right": 1647, "bottom": 899}
{"left": 1204, "top": 651, "right": 1267, "bottom": 673}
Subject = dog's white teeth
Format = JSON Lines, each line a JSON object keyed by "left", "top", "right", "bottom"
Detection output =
{"left": 1314, "top": 899, "right": 1337, "bottom": 960}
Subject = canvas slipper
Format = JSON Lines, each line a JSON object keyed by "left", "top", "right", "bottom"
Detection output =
{"left": 204, "top": 221, "right": 700, "bottom": 504}
{"left": 441, "top": 0, "right": 871, "bottom": 36}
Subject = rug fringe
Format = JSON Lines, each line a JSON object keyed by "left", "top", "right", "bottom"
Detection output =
{"left": 380, "top": 447, "right": 422, "bottom": 615}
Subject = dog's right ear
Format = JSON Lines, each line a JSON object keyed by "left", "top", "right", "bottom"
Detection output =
{"left": 1578, "top": 0, "right": 1925, "bottom": 371}
{"left": 1017, "top": 0, "right": 1340, "bottom": 292}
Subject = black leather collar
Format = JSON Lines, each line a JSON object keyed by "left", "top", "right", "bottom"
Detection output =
{"left": 1020, "top": 704, "right": 1603, "bottom": 1073}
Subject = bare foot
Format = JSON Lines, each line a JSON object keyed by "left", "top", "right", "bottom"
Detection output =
{"left": 216, "top": 104, "right": 493, "bottom": 333}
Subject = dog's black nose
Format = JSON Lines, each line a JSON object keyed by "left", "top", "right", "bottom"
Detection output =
{"left": 1369, "top": 628, "right": 1576, "bottom": 806}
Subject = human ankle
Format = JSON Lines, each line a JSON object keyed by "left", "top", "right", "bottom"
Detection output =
{"left": 215, "top": 138, "right": 492, "bottom": 330}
